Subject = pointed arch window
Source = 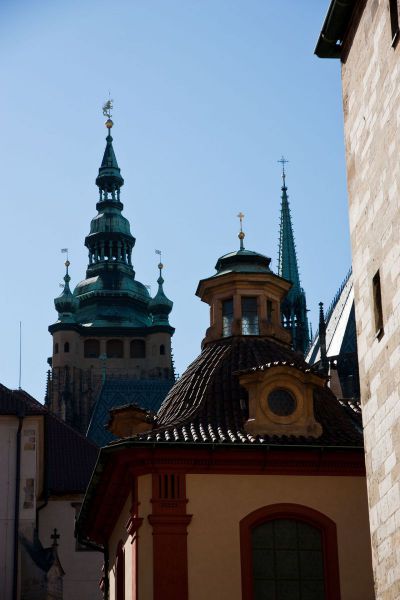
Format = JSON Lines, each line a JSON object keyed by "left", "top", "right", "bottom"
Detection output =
{"left": 240, "top": 504, "right": 340, "bottom": 600}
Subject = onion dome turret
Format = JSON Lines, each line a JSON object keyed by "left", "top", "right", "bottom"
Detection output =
{"left": 149, "top": 256, "right": 173, "bottom": 326}
{"left": 54, "top": 260, "right": 76, "bottom": 322}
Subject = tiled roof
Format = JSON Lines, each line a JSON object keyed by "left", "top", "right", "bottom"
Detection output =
{"left": 0, "top": 384, "right": 46, "bottom": 415}
{"left": 46, "top": 413, "right": 98, "bottom": 494}
{"left": 87, "top": 378, "right": 174, "bottom": 446}
{"left": 136, "top": 337, "right": 363, "bottom": 447}
{"left": 0, "top": 384, "right": 98, "bottom": 494}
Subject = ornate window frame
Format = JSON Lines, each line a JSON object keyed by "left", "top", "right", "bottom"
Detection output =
{"left": 240, "top": 503, "right": 341, "bottom": 600}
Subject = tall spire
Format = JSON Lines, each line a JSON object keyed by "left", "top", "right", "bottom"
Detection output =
{"left": 277, "top": 157, "right": 301, "bottom": 291}
{"left": 277, "top": 158, "right": 310, "bottom": 354}
{"left": 84, "top": 104, "right": 136, "bottom": 275}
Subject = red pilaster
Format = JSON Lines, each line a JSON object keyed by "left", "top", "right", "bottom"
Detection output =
{"left": 126, "top": 480, "right": 143, "bottom": 600}
{"left": 148, "top": 472, "right": 192, "bottom": 600}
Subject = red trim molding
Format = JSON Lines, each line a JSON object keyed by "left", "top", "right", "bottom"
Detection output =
{"left": 240, "top": 503, "right": 341, "bottom": 600}
{"left": 148, "top": 472, "right": 192, "bottom": 600}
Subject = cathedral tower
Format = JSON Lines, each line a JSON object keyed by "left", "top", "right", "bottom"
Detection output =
{"left": 277, "top": 159, "right": 310, "bottom": 354}
{"left": 47, "top": 110, "right": 175, "bottom": 436}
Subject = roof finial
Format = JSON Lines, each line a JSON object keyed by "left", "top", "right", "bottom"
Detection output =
{"left": 102, "top": 96, "right": 114, "bottom": 130}
{"left": 155, "top": 249, "right": 163, "bottom": 281}
{"left": 61, "top": 249, "right": 70, "bottom": 286}
{"left": 237, "top": 212, "right": 245, "bottom": 250}
{"left": 278, "top": 155, "right": 289, "bottom": 189}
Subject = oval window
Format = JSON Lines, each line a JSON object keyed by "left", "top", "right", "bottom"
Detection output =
{"left": 268, "top": 388, "right": 297, "bottom": 416}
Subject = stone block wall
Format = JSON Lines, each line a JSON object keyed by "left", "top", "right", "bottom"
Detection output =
{"left": 341, "top": 1, "right": 400, "bottom": 597}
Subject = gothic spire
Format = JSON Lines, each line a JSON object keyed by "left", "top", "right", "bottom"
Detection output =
{"left": 277, "top": 158, "right": 310, "bottom": 354}
{"left": 277, "top": 157, "right": 301, "bottom": 292}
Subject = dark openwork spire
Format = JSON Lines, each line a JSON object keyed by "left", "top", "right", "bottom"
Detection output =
{"left": 277, "top": 157, "right": 310, "bottom": 354}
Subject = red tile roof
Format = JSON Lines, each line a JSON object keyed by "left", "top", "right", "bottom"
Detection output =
{"left": 136, "top": 337, "right": 363, "bottom": 447}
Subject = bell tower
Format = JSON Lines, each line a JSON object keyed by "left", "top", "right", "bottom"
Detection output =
{"left": 46, "top": 106, "right": 175, "bottom": 436}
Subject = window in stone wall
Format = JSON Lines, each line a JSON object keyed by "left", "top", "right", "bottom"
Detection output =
{"left": 389, "top": 0, "right": 400, "bottom": 46}
{"left": 107, "top": 339, "right": 123, "bottom": 358}
{"left": 130, "top": 339, "right": 146, "bottom": 358}
{"left": 372, "top": 270, "right": 384, "bottom": 339}
{"left": 84, "top": 339, "right": 100, "bottom": 358}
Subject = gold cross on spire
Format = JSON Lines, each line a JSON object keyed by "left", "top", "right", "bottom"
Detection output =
{"left": 237, "top": 212, "right": 245, "bottom": 250}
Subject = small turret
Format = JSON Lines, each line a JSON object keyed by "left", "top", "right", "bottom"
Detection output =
{"left": 149, "top": 253, "right": 173, "bottom": 326}
{"left": 54, "top": 260, "right": 76, "bottom": 322}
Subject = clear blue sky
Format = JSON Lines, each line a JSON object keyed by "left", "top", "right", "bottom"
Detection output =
{"left": 1, "top": 0, "right": 349, "bottom": 401}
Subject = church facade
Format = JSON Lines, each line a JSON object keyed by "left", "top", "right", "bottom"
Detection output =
{"left": 46, "top": 114, "right": 175, "bottom": 440}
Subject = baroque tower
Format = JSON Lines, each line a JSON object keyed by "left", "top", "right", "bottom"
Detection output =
{"left": 46, "top": 111, "right": 175, "bottom": 436}
{"left": 277, "top": 159, "right": 310, "bottom": 354}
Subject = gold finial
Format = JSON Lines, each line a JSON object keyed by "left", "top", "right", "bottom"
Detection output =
{"left": 237, "top": 212, "right": 245, "bottom": 249}
{"left": 65, "top": 260, "right": 70, "bottom": 268}
{"left": 103, "top": 98, "right": 114, "bottom": 129}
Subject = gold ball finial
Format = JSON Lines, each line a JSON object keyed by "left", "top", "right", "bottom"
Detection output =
{"left": 105, "top": 118, "right": 113, "bottom": 129}
{"left": 65, "top": 260, "right": 70, "bottom": 268}
{"left": 158, "top": 262, "right": 164, "bottom": 270}
{"left": 238, "top": 231, "right": 245, "bottom": 240}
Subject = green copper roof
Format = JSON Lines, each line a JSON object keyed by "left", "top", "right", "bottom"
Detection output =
{"left": 95, "top": 132, "right": 124, "bottom": 192}
{"left": 51, "top": 119, "right": 174, "bottom": 335}
{"left": 54, "top": 261, "right": 77, "bottom": 322}
{"left": 277, "top": 164, "right": 309, "bottom": 354}
{"left": 213, "top": 249, "right": 272, "bottom": 277}
{"left": 278, "top": 176, "right": 301, "bottom": 293}
{"left": 149, "top": 268, "right": 173, "bottom": 326}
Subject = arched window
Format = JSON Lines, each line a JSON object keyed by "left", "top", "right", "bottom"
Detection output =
{"left": 130, "top": 339, "right": 145, "bottom": 358}
{"left": 64, "top": 342, "right": 70, "bottom": 353}
{"left": 84, "top": 339, "right": 100, "bottom": 358}
{"left": 107, "top": 339, "right": 123, "bottom": 358}
{"left": 160, "top": 344, "right": 165, "bottom": 356}
{"left": 54, "top": 343, "right": 59, "bottom": 354}
{"left": 115, "top": 541, "right": 125, "bottom": 600}
{"left": 240, "top": 504, "right": 340, "bottom": 600}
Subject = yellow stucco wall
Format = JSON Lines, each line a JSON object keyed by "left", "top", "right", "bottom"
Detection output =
{"left": 186, "top": 474, "right": 374, "bottom": 600}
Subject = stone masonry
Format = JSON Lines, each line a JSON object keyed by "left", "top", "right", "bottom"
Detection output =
{"left": 341, "top": 1, "right": 400, "bottom": 598}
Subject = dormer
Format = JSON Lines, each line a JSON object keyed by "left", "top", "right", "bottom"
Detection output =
{"left": 239, "top": 363, "right": 324, "bottom": 438}
{"left": 196, "top": 248, "right": 292, "bottom": 347}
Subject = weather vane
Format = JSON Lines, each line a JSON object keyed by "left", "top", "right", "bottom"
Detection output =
{"left": 102, "top": 98, "right": 113, "bottom": 119}
{"left": 102, "top": 97, "right": 114, "bottom": 129}
{"left": 237, "top": 212, "right": 245, "bottom": 250}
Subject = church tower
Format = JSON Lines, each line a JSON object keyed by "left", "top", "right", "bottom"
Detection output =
{"left": 46, "top": 109, "right": 175, "bottom": 436}
{"left": 277, "top": 159, "right": 310, "bottom": 354}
